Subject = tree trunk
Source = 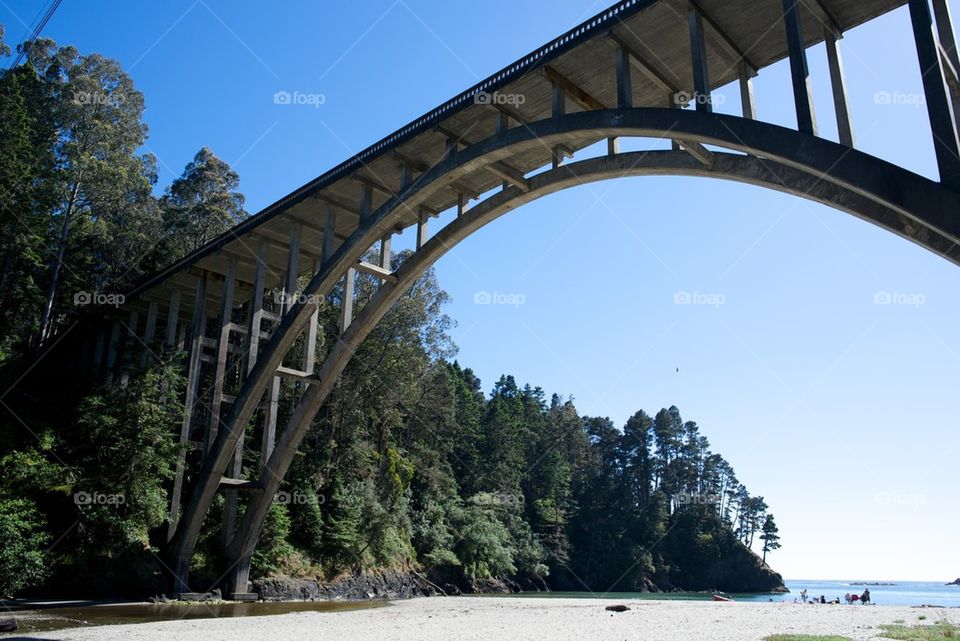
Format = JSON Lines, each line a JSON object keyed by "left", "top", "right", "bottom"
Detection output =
{"left": 37, "top": 178, "right": 81, "bottom": 346}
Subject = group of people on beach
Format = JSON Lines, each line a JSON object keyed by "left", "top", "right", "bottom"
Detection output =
{"left": 797, "top": 588, "right": 871, "bottom": 605}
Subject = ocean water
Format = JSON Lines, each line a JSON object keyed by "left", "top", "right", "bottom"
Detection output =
{"left": 753, "top": 580, "right": 960, "bottom": 607}
{"left": 507, "top": 580, "right": 960, "bottom": 607}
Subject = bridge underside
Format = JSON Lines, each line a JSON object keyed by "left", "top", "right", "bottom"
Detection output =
{"left": 73, "top": 0, "right": 960, "bottom": 596}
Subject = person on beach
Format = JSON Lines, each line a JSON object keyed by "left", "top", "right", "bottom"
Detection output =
{"left": 844, "top": 593, "right": 852, "bottom": 604}
{"left": 801, "top": 589, "right": 808, "bottom": 603}
{"left": 861, "top": 589, "right": 871, "bottom": 604}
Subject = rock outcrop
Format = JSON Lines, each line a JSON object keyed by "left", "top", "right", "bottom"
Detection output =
{"left": 700, "top": 546, "right": 788, "bottom": 593}
{"left": 946, "top": 577, "right": 960, "bottom": 586}
{"left": 253, "top": 569, "right": 437, "bottom": 601}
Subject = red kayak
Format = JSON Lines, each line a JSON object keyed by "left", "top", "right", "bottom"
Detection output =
{"left": 713, "top": 594, "right": 733, "bottom": 602}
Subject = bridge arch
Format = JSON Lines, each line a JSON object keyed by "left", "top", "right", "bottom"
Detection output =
{"left": 56, "top": 0, "right": 953, "bottom": 596}
{"left": 161, "top": 106, "right": 960, "bottom": 594}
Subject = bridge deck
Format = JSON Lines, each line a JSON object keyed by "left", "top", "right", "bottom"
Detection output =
{"left": 127, "top": 0, "right": 907, "bottom": 319}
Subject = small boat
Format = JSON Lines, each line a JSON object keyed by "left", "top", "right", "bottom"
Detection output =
{"left": 712, "top": 594, "right": 733, "bottom": 602}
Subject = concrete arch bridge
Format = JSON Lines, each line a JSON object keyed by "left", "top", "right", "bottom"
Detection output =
{"left": 74, "top": 0, "right": 960, "bottom": 597}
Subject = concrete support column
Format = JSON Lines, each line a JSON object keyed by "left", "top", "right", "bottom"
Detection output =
{"left": 207, "top": 260, "right": 237, "bottom": 453}
{"left": 910, "top": 0, "right": 960, "bottom": 190}
{"left": 322, "top": 208, "right": 337, "bottom": 265}
{"left": 782, "top": 0, "right": 818, "bottom": 135}
{"left": 303, "top": 259, "right": 321, "bottom": 375}
{"left": 339, "top": 268, "right": 356, "bottom": 334}
{"left": 824, "top": 28, "right": 855, "bottom": 147}
{"left": 416, "top": 209, "right": 429, "bottom": 251}
{"left": 119, "top": 311, "right": 138, "bottom": 386}
{"left": 688, "top": 9, "right": 712, "bottom": 113}
{"left": 615, "top": 46, "right": 632, "bottom": 109}
{"left": 496, "top": 111, "right": 510, "bottom": 135}
{"left": 245, "top": 241, "right": 269, "bottom": 374}
{"left": 283, "top": 225, "right": 302, "bottom": 313}
{"left": 359, "top": 183, "right": 373, "bottom": 225}
{"left": 142, "top": 301, "right": 159, "bottom": 366}
{"left": 551, "top": 82, "right": 566, "bottom": 118}
{"left": 399, "top": 163, "right": 413, "bottom": 191}
{"left": 211, "top": 261, "right": 238, "bottom": 546}
{"left": 738, "top": 62, "right": 757, "bottom": 120}
{"left": 164, "top": 288, "right": 181, "bottom": 348}
{"left": 167, "top": 273, "right": 207, "bottom": 542}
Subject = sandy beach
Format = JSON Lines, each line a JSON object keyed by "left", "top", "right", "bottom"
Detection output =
{"left": 14, "top": 597, "right": 960, "bottom": 641}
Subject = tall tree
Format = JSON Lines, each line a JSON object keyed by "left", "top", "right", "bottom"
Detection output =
{"left": 160, "top": 147, "right": 246, "bottom": 258}
{"left": 24, "top": 39, "right": 153, "bottom": 344}
{"left": 620, "top": 409, "right": 654, "bottom": 508}
{"left": 760, "top": 514, "right": 781, "bottom": 563}
{"left": 0, "top": 63, "right": 56, "bottom": 358}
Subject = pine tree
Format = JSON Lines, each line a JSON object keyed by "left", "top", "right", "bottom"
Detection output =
{"left": 760, "top": 513, "right": 781, "bottom": 563}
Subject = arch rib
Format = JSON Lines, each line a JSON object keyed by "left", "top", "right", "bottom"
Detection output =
{"left": 167, "top": 108, "right": 960, "bottom": 592}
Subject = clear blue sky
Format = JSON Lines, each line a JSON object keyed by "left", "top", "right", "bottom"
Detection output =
{"left": 3, "top": 0, "right": 958, "bottom": 582}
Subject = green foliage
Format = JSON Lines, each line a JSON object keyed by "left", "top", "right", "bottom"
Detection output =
{"left": 159, "top": 146, "right": 247, "bottom": 257}
{"left": 452, "top": 502, "right": 517, "bottom": 580}
{"left": 764, "top": 636, "right": 854, "bottom": 641}
{"left": 0, "top": 498, "right": 51, "bottom": 596}
{"left": 0, "top": 30, "right": 781, "bottom": 598}
{"left": 70, "top": 359, "right": 184, "bottom": 553}
{"left": 761, "top": 513, "right": 782, "bottom": 562}
{"left": 880, "top": 622, "right": 959, "bottom": 640}
{"left": 251, "top": 503, "right": 296, "bottom": 578}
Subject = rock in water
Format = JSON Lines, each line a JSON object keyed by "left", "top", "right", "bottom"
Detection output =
{"left": 946, "top": 577, "right": 960, "bottom": 586}
{"left": 605, "top": 604, "right": 630, "bottom": 612}
{"left": 0, "top": 618, "right": 17, "bottom": 632}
